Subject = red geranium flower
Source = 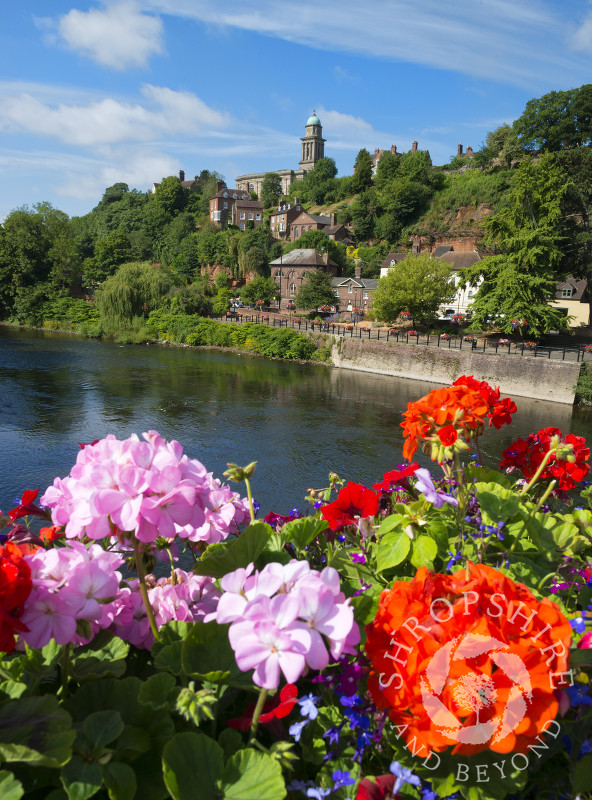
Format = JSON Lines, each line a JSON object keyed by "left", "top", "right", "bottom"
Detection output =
{"left": 437, "top": 425, "right": 458, "bottom": 446}
{"left": 321, "top": 482, "right": 379, "bottom": 531}
{"left": 500, "top": 427, "right": 590, "bottom": 491}
{"left": 0, "top": 542, "right": 32, "bottom": 652}
{"left": 228, "top": 684, "right": 298, "bottom": 731}
{"left": 40, "top": 525, "right": 64, "bottom": 544}
{"left": 356, "top": 775, "right": 399, "bottom": 800}
{"left": 8, "top": 490, "right": 48, "bottom": 522}
{"left": 373, "top": 464, "right": 419, "bottom": 492}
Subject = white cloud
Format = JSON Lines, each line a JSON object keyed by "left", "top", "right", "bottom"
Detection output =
{"left": 571, "top": 11, "right": 592, "bottom": 53}
{"left": 143, "top": 0, "right": 588, "bottom": 89}
{"left": 0, "top": 84, "right": 230, "bottom": 147}
{"left": 56, "top": 1, "right": 164, "bottom": 70}
{"left": 332, "top": 65, "right": 359, "bottom": 85}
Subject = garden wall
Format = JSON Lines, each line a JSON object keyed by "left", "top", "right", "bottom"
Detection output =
{"left": 330, "top": 338, "right": 580, "bottom": 405}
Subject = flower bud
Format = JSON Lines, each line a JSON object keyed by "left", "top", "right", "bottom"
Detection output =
{"left": 224, "top": 461, "right": 258, "bottom": 482}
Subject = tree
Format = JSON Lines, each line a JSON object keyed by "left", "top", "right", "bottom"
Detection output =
{"left": 95, "top": 262, "right": 174, "bottom": 331}
{"left": 465, "top": 154, "right": 570, "bottom": 336}
{"left": 294, "top": 270, "right": 338, "bottom": 310}
{"left": 514, "top": 84, "right": 592, "bottom": 151}
{"left": 556, "top": 148, "right": 592, "bottom": 324}
{"left": 485, "top": 125, "right": 523, "bottom": 168}
{"left": 372, "top": 254, "right": 454, "bottom": 325}
{"left": 152, "top": 175, "right": 187, "bottom": 217}
{"left": 240, "top": 277, "right": 278, "bottom": 307}
{"left": 260, "top": 173, "right": 282, "bottom": 208}
{"left": 374, "top": 151, "right": 400, "bottom": 190}
{"left": 352, "top": 149, "right": 373, "bottom": 193}
{"left": 300, "top": 157, "right": 338, "bottom": 204}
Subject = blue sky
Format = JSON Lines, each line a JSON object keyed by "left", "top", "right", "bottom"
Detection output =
{"left": 1, "top": 0, "right": 591, "bottom": 220}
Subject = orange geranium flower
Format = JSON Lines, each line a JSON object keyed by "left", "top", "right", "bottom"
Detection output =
{"left": 365, "top": 564, "right": 571, "bottom": 757}
{"left": 401, "top": 377, "right": 516, "bottom": 461}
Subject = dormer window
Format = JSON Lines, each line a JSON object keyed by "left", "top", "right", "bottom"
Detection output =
{"left": 233, "top": 193, "right": 237, "bottom": 199}
{"left": 223, "top": 192, "right": 228, "bottom": 198}
{"left": 561, "top": 287, "right": 573, "bottom": 297}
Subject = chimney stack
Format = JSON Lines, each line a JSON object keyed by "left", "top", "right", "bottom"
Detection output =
{"left": 323, "top": 250, "right": 329, "bottom": 265}
{"left": 330, "top": 212, "right": 337, "bottom": 226}
{"left": 457, "top": 144, "right": 463, "bottom": 157}
{"left": 466, "top": 145, "right": 474, "bottom": 157}
{"left": 216, "top": 180, "right": 224, "bottom": 193}
{"left": 412, "top": 141, "right": 418, "bottom": 153}
{"left": 179, "top": 170, "right": 185, "bottom": 182}
{"left": 354, "top": 265, "right": 362, "bottom": 279}
{"left": 391, "top": 144, "right": 397, "bottom": 154}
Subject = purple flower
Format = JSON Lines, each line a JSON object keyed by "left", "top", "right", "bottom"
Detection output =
{"left": 332, "top": 770, "right": 355, "bottom": 790}
{"left": 289, "top": 720, "right": 309, "bottom": 742}
{"left": 567, "top": 685, "right": 592, "bottom": 707}
{"left": 415, "top": 468, "right": 458, "bottom": 509}
{"left": 581, "top": 738, "right": 592, "bottom": 755}
{"left": 298, "top": 693, "right": 321, "bottom": 720}
{"left": 323, "top": 724, "right": 343, "bottom": 746}
{"left": 571, "top": 615, "right": 587, "bottom": 634}
{"left": 389, "top": 761, "right": 421, "bottom": 794}
{"left": 306, "top": 788, "right": 331, "bottom": 800}
{"left": 350, "top": 552, "right": 366, "bottom": 564}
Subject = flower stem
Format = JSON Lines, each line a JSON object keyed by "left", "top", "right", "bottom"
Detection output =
{"left": 245, "top": 477, "right": 256, "bottom": 523}
{"left": 519, "top": 448, "right": 556, "bottom": 496}
{"left": 61, "top": 643, "right": 71, "bottom": 699}
{"left": 249, "top": 688, "right": 269, "bottom": 741}
{"left": 134, "top": 539, "right": 160, "bottom": 642}
{"left": 508, "top": 480, "right": 556, "bottom": 555}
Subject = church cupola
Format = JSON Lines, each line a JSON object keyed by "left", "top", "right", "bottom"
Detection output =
{"left": 299, "top": 110, "right": 325, "bottom": 172}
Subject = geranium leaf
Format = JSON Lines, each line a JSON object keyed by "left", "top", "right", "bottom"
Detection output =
{"left": 82, "top": 710, "right": 124, "bottom": 748}
{"left": 0, "top": 696, "right": 74, "bottom": 767}
{"left": 182, "top": 621, "right": 254, "bottom": 688}
{"left": 70, "top": 635, "right": 129, "bottom": 681}
{"left": 376, "top": 530, "right": 411, "bottom": 572}
{"left": 60, "top": 755, "right": 102, "bottom": 800}
{"left": 221, "top": 749, "right": 286, "bottom": 800}
{"left": 0, "top": 770, "right": 24, "bottom": 800}
{"left": 282, "top": 517, "right": 328, "bottom": 550}
{"left": 194, "top": 523, "right": 272, "bottom": 578}
{"left": 162, "top": 733, "right": 223, "bottom": 800}
{"left": 410, "top": 535, "right": 438, "bottom": 569}
{"left": 102, "top": 761, "right": 137, "bottom": 800}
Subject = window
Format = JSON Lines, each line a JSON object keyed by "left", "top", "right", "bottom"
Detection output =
{"left": 274, "top": 270, "right": 284, "bottom": 277}
{"left": 240, "top": 212, "right": 245, "bottom": 220}
{"left": 561, "top": 287, "right": 573, "bottom": 297}
{"left": 296, "top": 205, "right": 300, "bottom": 210}
{"left": 233, "top": 193, "right": 237, "bottom": 199}
{"left": 223, "top": 201, "right": 228, "bottom": 209}
{"left": 223, "top": 192, "right": 228, "bottom": 198}
{"left": 240, "top": 223, "right": 245, "bottom": 230}
{"left": 289, "top": 283, "right": 296, "bottom": 296}
{"left": 293, "top": 227, "right": 298, "bottom": 237}
{"left": 213, "top": 211, "right": 221, "bottom": 221}
{"left": 256, "top": 213, "right": 261, "bottom": 220}
{"left": 363, "top": 291, "right": 369, "bottom": 300}
{"left": 390, "top": 260, "right": 395, "bottom": 266}
{"left": 248, "top": 213, "right": 254, "bottom": 220}
{"left": 468, "top": 290, "right": 474, "bottom": 298}
{"left": 334, "top": 289, "right": 340, "bottom": 297}
{"left": 348, "top": 285, "right": 353, "bottom": 294}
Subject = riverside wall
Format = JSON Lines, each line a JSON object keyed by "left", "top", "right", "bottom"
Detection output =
{"left": 329, "top": 337, "right": 581, "bottom": 405}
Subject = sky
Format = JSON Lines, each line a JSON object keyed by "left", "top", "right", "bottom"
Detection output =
{"left": 1, "top": 1, "right": 591, "bottom": 221}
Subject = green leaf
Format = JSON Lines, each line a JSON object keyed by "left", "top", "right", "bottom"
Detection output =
{"left": 182, "top": 621, "right": 253, "bottom": 688}
{"left": 218, "top": 729, "right": 243, "bottom": 761}
{"left": 0, "top": 681, "right": 27, "bottom": 700}
{"left": 194, "top": 523, "right": 272, "bottom": 578}
{"left": 162, "top": 733, "right": 224, "bottom": 800}
{"left": 138, "top": 673, "right": 178, "bottom": 711}
{"left": 221, "top": 749, "right": 286, "bottom": 800}
{"left": 410, "top": 535, "right": 438, "bottom": 569}
{"left": 112, "top": 725, "right": 151, "bottom": 761}
{"left": 60, "top": 755, "right": 103, "bottom": 800}
{"left": 475, "top": 482, "right": 520, "bottom": 525}
{"left": 0, "top": 695, "right": 74, "bottom": 768}
{"left": 0, "top": 770, "right": 24, "bottom": 800}
{"left": 102, "top": 761, "right": 137, "bottom": 800}
{"left": 281, "top": 516, "right": 329, "bottom": 550}
{"left": 83, "top": 711, "right": 124, "bottom": 749}
{"left": 376, "top": 514, "right": 405, "bottom": 537}
{"left": 376, "top": 530, "right": 411, "bottom": 572}
{"left": 70, "top": 635, "right": 129, "bottom": 681}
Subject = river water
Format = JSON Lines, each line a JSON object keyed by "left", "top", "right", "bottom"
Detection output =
{"left": 1, "top": 326, "right": 589, "bottom": 517}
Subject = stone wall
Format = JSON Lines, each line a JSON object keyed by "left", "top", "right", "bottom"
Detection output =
{"left": 330, "top": 338, "right": 580, "bottom": 405}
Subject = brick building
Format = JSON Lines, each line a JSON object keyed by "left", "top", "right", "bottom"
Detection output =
{"left": 270, "top": 198, "right": 304, "bottom": 238}
{"left": 268, "top": 248, "right": 338, "bottom": 308}
{"left": 209, "top": 182, "right": 251, "bottom": 227}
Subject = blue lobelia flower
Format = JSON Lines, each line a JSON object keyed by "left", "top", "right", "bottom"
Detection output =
{"left": 332, "top": 770, "right": 355, "bottom": 790}
{"left": 298, "top": 693, "right": 321, "bottom": 720}
{"left": 389, "top": 761, "right": 421, "bottom": 794}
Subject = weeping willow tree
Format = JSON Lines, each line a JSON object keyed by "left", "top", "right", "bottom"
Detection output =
{"left": 95, "top": 261, "right": 174, "bottom": 336}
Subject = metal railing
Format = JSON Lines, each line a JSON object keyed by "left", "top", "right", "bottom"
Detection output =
{"left": 217, "top": 313, "right": 588, "bottom": 363}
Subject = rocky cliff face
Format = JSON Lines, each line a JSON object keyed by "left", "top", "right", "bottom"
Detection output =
{"left": 412, "top": 203, "right": 492, "bottom": 254}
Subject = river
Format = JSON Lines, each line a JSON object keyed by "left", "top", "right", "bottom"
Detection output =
{"left": 1, "top": 326, "right": 589, "bottom": 518}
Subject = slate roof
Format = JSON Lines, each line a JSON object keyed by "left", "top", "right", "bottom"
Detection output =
{"left": 555, "top": 279, "right": 587, "bottom": 301}
{"left": 433, "top": 245, "right": 454, "bottom": 257}
{"left": 437, "top": 251, "right": 481, "bottom": 269}
{"left": 332, "top": 277, "right": 379, "bottom": 289}
{"left": 381, "top": 252, "right": 412, "bottom": 268}
{"left": 269, "top": 249, "right": 338, "bottom": 268}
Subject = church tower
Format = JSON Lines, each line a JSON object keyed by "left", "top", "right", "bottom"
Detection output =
{"left": 299, "top": 111, "right": 325, "bottom": 172}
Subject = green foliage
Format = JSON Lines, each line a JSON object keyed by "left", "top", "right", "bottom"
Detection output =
{"left": 514, "top": 83, "right": 592, "bottom": 151}
{"left": 260, "top": 173, "right": 282, "bottom": 208}
{"left": 466, "top": 155, "right": 571, "bottom": 336}
{"left": 95, "top": 262, "right": 174, "bottom": 334}
{"left": 352, "top": 149, "right": 373, "bottom": 193}
{"left": 294, "top": 270, "right": 337, "bottom": 310}
{"left": 372, "top": 253, "right": 454, "bottom": 324}
{"left": 239, "top": 277, "right": 278, "bottom": 307}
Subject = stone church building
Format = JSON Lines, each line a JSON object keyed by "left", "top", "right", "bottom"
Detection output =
{"left": 235, "top": 112, "right": 326, "bottom": 197}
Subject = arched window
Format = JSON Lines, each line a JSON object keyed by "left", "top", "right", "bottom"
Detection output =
{"left": 274, "top": 269, "right": 284, "bottom": 277}
{"left": 289, "top": 283, "right": 296, "bottom": 296}
{"left": 293, "top": 227, "right": 299, "bottom": 237}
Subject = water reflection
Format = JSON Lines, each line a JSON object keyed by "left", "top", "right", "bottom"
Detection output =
{"left": 0, "top": 326, "right": 584, "bottom": 517}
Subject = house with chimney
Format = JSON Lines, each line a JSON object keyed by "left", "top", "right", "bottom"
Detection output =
{"left": 290, "top": 210, "right": 351, "bottom": 243}
{"left": 209, "top": 181, "right": 258, "bottom": 228}
{"left": 332, "top": 267, "right": 378, "bottom": 311}
{"left": 151, "top": 170, "right": 198, "bottom": 193}
{"left": 270, "top": 198, "right": 304, "bottom": 239}
{"left": 268, "top": 249, "right": 338, "bottom": 306}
